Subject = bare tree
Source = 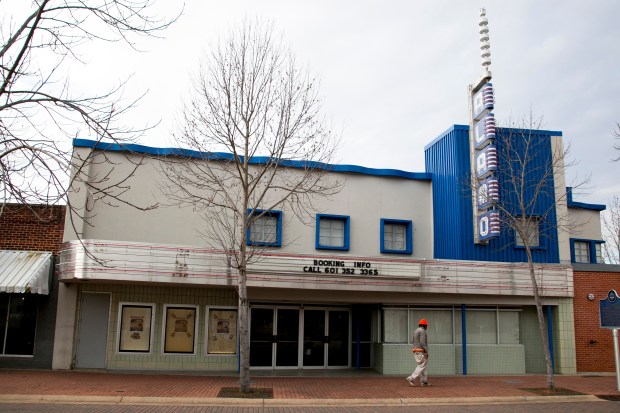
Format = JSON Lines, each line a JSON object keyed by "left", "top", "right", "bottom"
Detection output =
{"left": 602, "top": 196, "right": 620, "bottom": 264}
{"left": 160, "top": 21, "right": 341, "bottom": 393}
{"left": 0, "top": 1, "right": 179, "bottom": 227}
{"left": 475, "top": 113, "right": 587, "bottom": 390}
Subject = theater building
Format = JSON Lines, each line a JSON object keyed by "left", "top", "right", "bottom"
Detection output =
{"left": 50, "top": 122, "right": 606, "bottom": 376}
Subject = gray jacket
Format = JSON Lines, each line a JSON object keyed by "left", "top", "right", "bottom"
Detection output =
{"left": 412, "top": 327, "right": 428, "bottom": 353}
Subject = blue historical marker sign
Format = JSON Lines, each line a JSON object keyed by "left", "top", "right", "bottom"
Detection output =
{"left": 600, "top": 290, "right": 620, "bottom": 329}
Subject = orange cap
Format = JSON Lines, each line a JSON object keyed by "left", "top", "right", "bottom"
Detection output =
{"left": 419, "top": 319, "right": 428, "bottom": 326}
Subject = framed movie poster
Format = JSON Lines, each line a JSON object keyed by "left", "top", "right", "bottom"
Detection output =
{"left": 118, "top": 303, "right": 155, "bottom": 353}
{"left": 163, "top": 305, "right": 198, "bottom": 354}
{"left": 206, "top": 308, "right": 238, "bottom": 355}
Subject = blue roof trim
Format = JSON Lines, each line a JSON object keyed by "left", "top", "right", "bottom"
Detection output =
{"left": 566, "top": 187, "right": 606, "bottom": 211}
{"left": 73, "top": 139, "right": 432, "bottom": 181}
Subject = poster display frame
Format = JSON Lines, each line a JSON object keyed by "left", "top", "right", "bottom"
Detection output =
{"left": 162, "top": 304, "right": 199, "bottom": 355}
{"left": 205, "top": 306, "right": 238, "bottom": 355}
{"left": 116, "top": 302, "right": 156, "bottom": 354}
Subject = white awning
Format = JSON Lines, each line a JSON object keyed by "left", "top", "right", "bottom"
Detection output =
{"left": 0, "top": 250, "right": 53, "bottom": 295}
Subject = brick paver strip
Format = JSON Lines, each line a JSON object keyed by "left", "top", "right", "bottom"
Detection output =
{"left": 0, "top": 371, "right": 617, "bottom": 401}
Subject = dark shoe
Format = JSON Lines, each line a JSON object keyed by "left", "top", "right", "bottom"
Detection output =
{"left": 420, "top": 381, "right": 431, "bottom": 387}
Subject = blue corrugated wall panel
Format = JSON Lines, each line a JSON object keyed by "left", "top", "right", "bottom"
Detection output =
{"left": 425, "top": 125, "right": 560, "bottom": 264}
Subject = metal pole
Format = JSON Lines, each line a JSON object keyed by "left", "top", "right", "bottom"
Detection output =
{"left": 613, "top": 329, "right": 620, "bottom": 392}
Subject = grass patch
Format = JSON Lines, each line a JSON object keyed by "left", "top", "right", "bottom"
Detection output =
{"left": 217, "top": 387, "right": 273, "bottom": 399}
{"left": 520, "top": 387, "right": 585, "bottom": 396}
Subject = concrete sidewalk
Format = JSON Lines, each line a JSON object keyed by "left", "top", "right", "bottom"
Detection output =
{"left": 0, "top": 370, "right": 618, "bottom": 406}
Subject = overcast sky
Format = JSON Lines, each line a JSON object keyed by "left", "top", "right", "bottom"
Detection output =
{"left": 69, "top": 0, "right": 619, "bottom": 205}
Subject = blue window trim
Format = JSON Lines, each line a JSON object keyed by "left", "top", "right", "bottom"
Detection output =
{"left": 513, "top": 216, "right": 546, "bottom": 251}
{"left": 569, "top": 238, "right": 605, "bottom": 264}
{"left": 315, "top": 214, "right": 350, "bottom": 251}
{"left": 246, "top": 209, "right": 283, "bottom": 247}
{"left": 380, "top": 219, "right": 413, "bottom": 254}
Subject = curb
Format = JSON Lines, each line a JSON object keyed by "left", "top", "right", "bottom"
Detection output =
{"left": 0, "top": 394, "right": 604, "bottom": 407}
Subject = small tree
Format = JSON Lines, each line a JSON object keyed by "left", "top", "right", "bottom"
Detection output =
{"left": 602, "top": 196, "right": 620, "bottom": 264}
{"left": 477, "top": 114, "right": 587, "bottom": 389}
{"left": 0, "top": 1, "right": 178, "bottom": 228}
{"left": 161, "top": 21, "right": 340, "bottom": 393}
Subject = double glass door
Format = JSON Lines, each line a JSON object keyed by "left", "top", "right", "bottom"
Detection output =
{"left": 250, "top": 306, "right": 350, "bottom": 369}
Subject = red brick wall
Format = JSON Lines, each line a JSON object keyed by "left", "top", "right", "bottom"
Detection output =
{"left": 573, "top": 270, "right": 620, "bottom": 372}
{"left": 0, "top": 204, "right": 66, "bottom": 254}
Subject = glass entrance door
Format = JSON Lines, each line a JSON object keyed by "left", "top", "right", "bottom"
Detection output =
{"left": 275, "top": 308, "right": 299, "bottom": 367}
{"left": 328, "top": 310, "right": 350, "bottom": 367}
{"left": 303, "top": 309, "right": 350, "bottom": 368}
{"left": 250, "top": 307, "right": 300, "bottom": 368}
{"left": 249, "top": 308, "right": 274, "bottom": 367}
{"left": 251, "top": 306, "right": 350, "bottom": 369}
{"left": 303, "top": 309, "right": 326, "bottom": 367}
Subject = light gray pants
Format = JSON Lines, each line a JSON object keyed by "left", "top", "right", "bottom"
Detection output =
{"left": 407, "top": 352, "right": 428, "bottom": 383}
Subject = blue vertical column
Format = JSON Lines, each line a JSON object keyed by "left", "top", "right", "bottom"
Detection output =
{"left": 462, "top": 304, "right": 467, "bottom": 375}
{"left": 546, "top": 305, "right": 555, "bottom": 373}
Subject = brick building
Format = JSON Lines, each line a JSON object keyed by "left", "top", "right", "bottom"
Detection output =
{"left": 573, "top": 264, "right": 620, "bottom": 372}
{"left": 0, "top": 204, "right": 66, "bottom": 369}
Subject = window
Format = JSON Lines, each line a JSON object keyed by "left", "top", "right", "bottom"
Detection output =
{"left": 570, "top": 239, "right": 605, "bottom": 263}
{"left": 0, "top": 294, "right": 38, "bottom": 356}
{"left": 455, "top": 309, "right": 521, "bottom": 345}
{"left": 498, "top": 311, "right": 520, "bottom": 344}
{"left": 247, "top": 209, "right": 282, "bottom": 247}
{"left": 382, "top": 309, "right": 407, "bottom": 343}
{"left": 316, "top": 214, "right": 350, "bottom": 250}
{"left": 456, "top": 310, "right": 497, "bottom": 344}
{"left": 381, "top": 219, "right": 413, "bottom": 254}
{"left": 574, "top": 241, "right": 590, "bottom": 263}
{"left": 595, "top": 243, "right": 603, "bottom": 263}
{"left": 409, "top": 309, "right": 453, "bottom": 344}
{"left": 515, "top": 217, "right": 540, "bottom": 247}
{"left": 381, "top": 307, "right": 520, "bottom": 345}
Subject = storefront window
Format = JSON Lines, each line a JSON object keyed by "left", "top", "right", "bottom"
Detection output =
{"left": 409, "top": 309, "right": 453, "bottom": 344}
{"left": 0, "top": 294, "right": 38, "bottom": 355}
{"left": 382, "top": 309, "right": 407, "bottom": 343}
{"left": 456, "top": 308, "right": 520, "bottom": 345}
{"left": 498, "top": 311, "right": 520, "bottom": 344}
{"left": 383, "top": 307, "right": 521, "bottom": 346}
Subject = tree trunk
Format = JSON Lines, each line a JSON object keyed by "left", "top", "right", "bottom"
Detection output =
{"left": 238, "top": 265, "right": 251, "bottom": 393}
{"left": 528, "top": 259, "right": 555, "bottom": 390}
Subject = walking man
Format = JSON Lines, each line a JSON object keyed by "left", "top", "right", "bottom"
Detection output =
{"left": 406, "top": 319, "right": 431, "bottom": 387}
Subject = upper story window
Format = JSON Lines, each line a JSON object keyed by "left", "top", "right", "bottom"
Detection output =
{"left": 316, "top": 214, "right": 350, "bottom": 251}
{"left": 515, "top": 217, "right": 540, "bottom": 247}
{"left": 574, "top": 241, "right": 590, "bottom": 263}
{"left": 380, "top": 219, "right": 413, "bottom": 254}
{"left": 247, "top": 209, "right": 282, "bottom": 247}
{"left": 570, "top": 238, "right": 605, "bottom": 264}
